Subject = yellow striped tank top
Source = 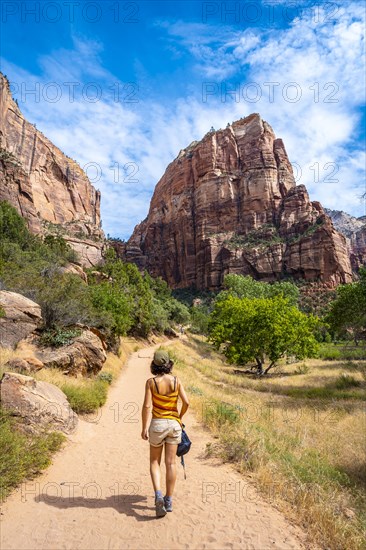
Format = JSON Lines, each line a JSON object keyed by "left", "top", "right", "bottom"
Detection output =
{"left": 151, "top": 376, "right": 182, "bottom": 425}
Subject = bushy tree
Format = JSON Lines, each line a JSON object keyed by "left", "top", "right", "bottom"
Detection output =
{"left": 88, "top": 282, "right": 131, "bottom": 335}
{"left": 218, "top": 274, "right": 300, "bottom": 306}
{"left": 0, "top": 203, "right": 190, "bottom": 341}
{"left": 91, "top": 249, "right": 190, "bottom": 337}
{"left": 190, "top": 304, "right": 211, "bottom": 335}
{"left": 327, "top": 268, "right": 366, "bottom": 344}
{"left": 209, "top": 294, "right": 319, "bottom": 375}
{"left": 0, "top": 200, "right": 30, "bottom": 246}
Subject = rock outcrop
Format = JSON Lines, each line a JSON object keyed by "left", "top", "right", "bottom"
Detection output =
{"left": 0, "top": 73, "right": 105, "bottom": 267}
{"left": 325, "top": 209, "right": 366, "bottom": 271}
{"left": 125, "top": 114, "right": 353, "bottom": 289}
{"left": 5, "top": 356, "right": 44, "bottom": 375}
{"left": 0, "top": 291, "right": 42, "bottom": 348}
{"left": 35, "top": 329, "right": 107, "bottom": 376}
{"left": 0, "top": 372, "right": 78, "bottom": 434}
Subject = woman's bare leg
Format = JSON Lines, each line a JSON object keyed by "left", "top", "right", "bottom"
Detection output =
{"left": 150, "top": 445, "right": 164, "bottom": 491}
{"left": 165, "top": 443, "right": 178, "bottom": 497}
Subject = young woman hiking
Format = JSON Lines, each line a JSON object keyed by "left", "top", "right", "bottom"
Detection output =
{"left": 141, "top": 349, "right": 189, "bottom": 517}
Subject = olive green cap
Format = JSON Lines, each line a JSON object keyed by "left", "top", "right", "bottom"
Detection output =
{"left": 153, "top": 350, "right": 170, "bottom": 367}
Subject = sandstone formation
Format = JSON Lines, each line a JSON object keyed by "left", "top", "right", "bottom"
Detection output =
{"left": 124, "top": 114, "right": 353, "bottom": 289}
{"left": 325, "top": 209, "right": 366, "bottom": 271}
{"left": 56, "top": 262, "right": 88, "bottom": 283}
{"left": 0, "top": 371, "right": 78, "bottom": 434}
{"left": 35, "top": 329, "right": 107, "bottom": 376}
{"left": 0, "top": 291, "right": 42, "bottom": 348}
{"left": 5, "top": 356, "right": 44, "bottom": 375}
{"left": 0, "top": 73, "right": 105, "bottom": 267}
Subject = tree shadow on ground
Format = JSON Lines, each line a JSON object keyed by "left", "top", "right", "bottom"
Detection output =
{"left": 183, "top": 336, "right": 216, "bottom": 358}
{"left": 36, "top": 493, "right": 158, "bottom": 522}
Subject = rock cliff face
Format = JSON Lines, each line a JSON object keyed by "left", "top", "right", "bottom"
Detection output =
{"left": 125, "top": 114, "right": 352, "bottom": 289}
{"left": 0, "top": 73, "right": 105, "bottom": 267}
{"left": 325, "top": 209, "right": 366, "bottom": 270}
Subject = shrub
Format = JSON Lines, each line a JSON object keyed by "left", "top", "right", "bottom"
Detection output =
{"left": 0, "top": 407, "right": 64, "bottom": 501}
{"left": 62, "top": 380, "right": 109, "bottom": 413}
{"left": 203, "top": 400, "right": 241, "bottom": 427}
{"left": 333, "top": 374, "right": 362, "bottom": 390}
{"left": 190, "top": 305, "right": 211, "bottom": 335}
{"left": 0, "top": 201, "right": 190, "bottom": 341}
{"left": 0, "top": 200, "right": 30, "bottom": 246}
{"left": 294, "top": 363, "right": 311, "bottom": 375}
{"left": 327, "top": 271, "right": 366, "bottom": 344}
{"left": 97, "top": 372, "right": 113, "bottom": 384}
{"left": 38, "top": 327, "right": 82, "bottom": 348}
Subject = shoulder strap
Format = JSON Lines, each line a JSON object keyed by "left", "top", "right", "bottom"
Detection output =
{"left": 173, "top": 376, "right": 177, "bottom": 391}
{"left": 153, "top": 377, "right": 159, "bottom": 394}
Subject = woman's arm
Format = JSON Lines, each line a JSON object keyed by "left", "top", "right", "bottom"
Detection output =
{"left": 141, "top": 379, "right": 152, "bottom": 440}
{"left": 178, "top": 379, "right": 190, "bottom": 421}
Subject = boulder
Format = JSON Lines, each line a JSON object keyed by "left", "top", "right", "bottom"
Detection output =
{"left": 37, "top": 329, "right": 107, "bottom": 376}
{"left": 0, "top": 372, "right": 78, "bottom": 434}
{"left": 0, "top": 291, "right": 42, "bottom": 349}
{"left": 55, "top": 263, "right": 88, "bottom": 283}
{"left": 5, "top": 356, "right": 44, "bottom": 374}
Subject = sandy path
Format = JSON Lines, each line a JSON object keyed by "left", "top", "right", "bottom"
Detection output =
{"left": 1, "top": 344, "right": 308, "bottom": 550}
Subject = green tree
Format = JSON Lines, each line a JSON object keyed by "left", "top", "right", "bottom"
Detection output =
{"left": 209, "top": 295, "right": 319, "bottom": 375}
{"left": 88, "top": 282, "right": 131, "bottom": 335}
{"left": 0, "top": 200, "right": 30, "bottom": 247}
{"left": 327, "top": 269, "right": 366, "bottom": 344}
{"left": 218, "top": 274, "right": 299, "bottom": 306}
{"left": 190, "top": 304, "right": 211, "bottom": 335}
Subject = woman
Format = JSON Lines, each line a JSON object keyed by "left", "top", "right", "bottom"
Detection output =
{"left": 141, "top": 349, "right": 189, "bottom": 517}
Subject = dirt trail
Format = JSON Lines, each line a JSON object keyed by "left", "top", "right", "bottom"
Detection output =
{"left": 1, "top": 344, "right": 308, "bottom": 550}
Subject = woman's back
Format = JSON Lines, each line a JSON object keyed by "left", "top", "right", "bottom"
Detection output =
{"left": 151, "top": 374, "right": 177, "bottom": 396}
{"left": 150, "top": 374, "right": 180, "bottom": 424}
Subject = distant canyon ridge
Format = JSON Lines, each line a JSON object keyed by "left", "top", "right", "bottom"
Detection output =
{"left": 1, "top": 72, "right": 365, "bottom": 288}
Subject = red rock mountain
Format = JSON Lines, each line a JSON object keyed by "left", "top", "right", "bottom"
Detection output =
{"left": 124, "top": 114, "right": 352, "bottom": 289}
{"left": 325, "top": 209, "right": 366, "bottom": 271}
{"left": 0, "top": 73, "right": 104, "bottom": 266}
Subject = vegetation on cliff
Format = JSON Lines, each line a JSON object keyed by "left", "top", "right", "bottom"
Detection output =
{"left": 0, "top": 201, "right": 190, "bottom": 344}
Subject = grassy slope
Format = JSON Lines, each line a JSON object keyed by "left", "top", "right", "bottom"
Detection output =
{"left": 168, "top": 335, "right": 366, "bottom": 550}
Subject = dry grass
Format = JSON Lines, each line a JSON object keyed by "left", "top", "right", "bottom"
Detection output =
{"left": 167, "top": 335, "right": 366, "bottom": 550}
{"left": 176, "top": 337, "right": 366, "bottom": 401}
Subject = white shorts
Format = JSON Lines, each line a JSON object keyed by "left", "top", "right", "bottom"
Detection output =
{"left": 149, "top": 418, "right": 182, "bottom": 447}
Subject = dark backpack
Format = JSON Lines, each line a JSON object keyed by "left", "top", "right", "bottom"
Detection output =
{"left": 177, "top": 425, "right": 191, "bottom": 479}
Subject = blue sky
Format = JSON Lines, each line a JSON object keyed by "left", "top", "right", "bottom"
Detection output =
{"left": 1, "top": 0, "right": 365, "bottom": 239}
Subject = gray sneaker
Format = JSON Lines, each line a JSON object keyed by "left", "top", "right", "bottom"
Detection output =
{"left": 155, "top": 496, "right": 167, "bottom": 518}
{"left": 164, "top": 496, "right": 173, "bottom": 512}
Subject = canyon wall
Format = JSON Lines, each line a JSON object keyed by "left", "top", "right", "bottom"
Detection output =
{"left": 0, "top": 73, "right": 105, "bottom": 267}
{"left": 125, "top": 114, "right": 352, "bottom": 289}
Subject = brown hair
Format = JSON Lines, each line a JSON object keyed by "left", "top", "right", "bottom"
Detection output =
{"left": 150, "top": 360, "right": 173, "bottom": 375}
